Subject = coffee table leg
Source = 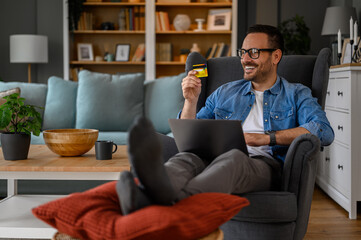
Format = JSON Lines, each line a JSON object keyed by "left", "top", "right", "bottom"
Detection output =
{"left": 7, "top": 179, "right": 18, "bottom": 197}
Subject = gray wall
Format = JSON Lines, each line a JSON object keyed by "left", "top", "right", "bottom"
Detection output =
{"left": 0, "top": 0, "right": 63, "bottom": 84}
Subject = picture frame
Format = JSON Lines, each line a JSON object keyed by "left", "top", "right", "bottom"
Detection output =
{"left": 77, "top": 43, "right": 94, "bottom": 61}
{"left": 207, "top": 8, "right": 232, "bottom": 31}
{"left": 115, "top": 44, "right": 131, "bottom": 61}
{"left": 341, "top": 37, "right": 360, "bottom": 64}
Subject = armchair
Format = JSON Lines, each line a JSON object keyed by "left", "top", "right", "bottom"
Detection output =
{"left": 159, "top": 48, "right": 331, "bottom": 240}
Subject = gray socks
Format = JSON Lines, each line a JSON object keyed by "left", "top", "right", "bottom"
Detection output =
{"left": 116, "top": 171, "right": 152, "bottom": 215}
{"left": 127, "top": 117, "right": 177, "bottom": 206}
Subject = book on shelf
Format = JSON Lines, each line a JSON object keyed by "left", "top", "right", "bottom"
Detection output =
{"left": 214, "top": 42, "right": 225, "bottom": 58}
{"left": 156, "top": 11, "right": 170, "bottom": 32}
{"left": 206, "top": 42, "right": 231, "bottom": 59}
{"left": 156, "top": 12, "right": 162, "bottom": 32}
{"left": 77, "top": 12, "right": 93, "bottom": 30}
{"left": 118, "top": 7, "right": 144, "bottom": 31}
{"left": 156, "top": 43, "right": 172, "bottom": 61}
{"left": 132, "top": 43, "right": 146, "bottom": 62}
{"left": 70, "top": 67, "right": 84, "bottom": 82}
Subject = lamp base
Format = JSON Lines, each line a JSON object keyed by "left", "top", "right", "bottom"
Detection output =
{"left": 28, "top": 63, "right": 31, "bottom": 83}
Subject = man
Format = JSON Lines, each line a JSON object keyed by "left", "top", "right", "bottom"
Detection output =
{"left": 116, "top": 24, "right": 334, "bottom": 215}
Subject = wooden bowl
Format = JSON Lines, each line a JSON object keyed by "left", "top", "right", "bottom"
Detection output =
{"left": 43, "top": 129, "right": 99, "bottom": 156}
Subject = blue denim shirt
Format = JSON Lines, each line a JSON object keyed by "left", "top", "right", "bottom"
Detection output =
{"left": 180, "top": 76, "right": 334, "bottom": 162}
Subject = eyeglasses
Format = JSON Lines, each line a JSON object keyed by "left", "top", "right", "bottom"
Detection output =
{"left": 237, "top": 48, "right": 276, "bottom": 59}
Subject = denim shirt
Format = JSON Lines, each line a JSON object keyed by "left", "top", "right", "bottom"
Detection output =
{"left": 181, "top": 76, "right": 334, "bottom": 162}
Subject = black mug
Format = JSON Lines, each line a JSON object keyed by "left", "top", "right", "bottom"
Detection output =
{"left": 95, "top": 141, "right": 117, "bottom": 160}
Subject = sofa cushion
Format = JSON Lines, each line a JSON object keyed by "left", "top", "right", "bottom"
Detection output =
{"left": 144, "top": 72, "right": 186, "bottom": 134}
{"left": 233, "top": 191, "right": 297, "bottom": 223}
{"left": 97, "top": 131, "right": 128, "bottom": 145}
{"left": 0, "top": 82, "right": 47, "bottom": 120}
{"left": 76, "top": 70, "right": 145, "bottom": 131}
{"left": 32, "top": 181, "right": 249, "bottom": 240}
{"left": 42, "top": 76, "right": 78, "bottom": 130}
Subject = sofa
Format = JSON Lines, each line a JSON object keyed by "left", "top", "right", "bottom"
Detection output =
{"left": 0, "top": 70, "right": 186, "bottom": 196}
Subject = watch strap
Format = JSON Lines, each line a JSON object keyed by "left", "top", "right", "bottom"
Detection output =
{"left": 265, "top": 131, "right": 277, "bottom": 146}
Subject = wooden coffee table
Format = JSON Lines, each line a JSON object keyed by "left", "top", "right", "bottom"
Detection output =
{"left": 0, "top": 145, "right": 130, "bottom": 239}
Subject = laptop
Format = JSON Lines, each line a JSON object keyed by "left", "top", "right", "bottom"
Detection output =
{"left": 168, "top": 119, "right": 249, "bottom": 160}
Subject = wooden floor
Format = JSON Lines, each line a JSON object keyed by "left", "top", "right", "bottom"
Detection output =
{"left": 305, "top": 185, "right": 361, "bottom": 239}
{"left": 1, "top": 185, "right": 361, "bottom": 239}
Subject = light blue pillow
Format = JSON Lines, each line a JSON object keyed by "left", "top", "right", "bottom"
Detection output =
{"left": 76, "top": 70, "right": 145, "bottom": 131}
{"left": 42, "top": 76, "right": 78, "bottom": 130}
{"left": 144, "top": 72, "right": 186, "bottom": 134}
{"left": 0, "top": 82, "right": 47, "bottom": 120}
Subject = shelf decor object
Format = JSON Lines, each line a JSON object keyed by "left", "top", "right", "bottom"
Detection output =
{"left": 207, "top": 8, "right": 232, "bottom": 31}
{"left": 10, "top": 34, "right": 48, "bottom": 83}
{"left": 321, "top": 6, "right": 357, "bottom": 65}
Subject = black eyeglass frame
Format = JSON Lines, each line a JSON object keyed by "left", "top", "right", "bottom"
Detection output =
{"left": 237, "top": 48, "right": 277, "bottom": 59}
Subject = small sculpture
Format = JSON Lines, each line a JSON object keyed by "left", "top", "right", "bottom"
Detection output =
{"left": 194, "top": 18, "right": 205, "bottom": 32}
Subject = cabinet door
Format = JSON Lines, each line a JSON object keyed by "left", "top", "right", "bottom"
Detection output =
{"left": 333, "top": 77, "right": 351, "bottom": 111}
{"left": 327, "top": 142, "right": 351, "bottom": 198}
{"left": 325, "top": 110, "right": 351, "bottom": 146}
{"left": 325, "top": 79, "right": 335, "bottom": 108}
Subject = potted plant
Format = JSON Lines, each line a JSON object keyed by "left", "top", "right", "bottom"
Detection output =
{"left": 0, "top": 93, "right": 42, "bottom": 160}
{"left": 278, "top": 14, "right": 311, "bottom": 55}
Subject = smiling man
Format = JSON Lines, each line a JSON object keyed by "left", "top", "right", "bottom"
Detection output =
{"left": 116, "top": 24, "right": 334, "bottom": 215}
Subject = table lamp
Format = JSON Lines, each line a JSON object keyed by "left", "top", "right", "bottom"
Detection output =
{"left": 321, "top": 6, "right": 357, "bottom": 65}
{"left": 10, "top": 34, "right": 48, "bottom": 83}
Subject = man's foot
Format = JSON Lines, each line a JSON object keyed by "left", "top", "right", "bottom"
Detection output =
{"left": 127, "top": 117, "right": 177, "bottom": 205}
{"left": 116, "top": 171, "right": 153, "bottom": 215}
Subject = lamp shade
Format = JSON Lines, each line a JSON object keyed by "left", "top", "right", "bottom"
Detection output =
{"left": 10, "top": 34, "right": 48, "bottom": 63}
{"left": 322, "top": 6, "right": 357, "bottom": 36}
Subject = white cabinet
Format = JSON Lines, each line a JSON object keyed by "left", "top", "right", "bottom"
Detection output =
{"left": 316, "top": 64, "right": 361, "bottom": 219}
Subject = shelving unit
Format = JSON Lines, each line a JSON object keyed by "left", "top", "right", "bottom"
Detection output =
{"left": 64, "top": 0, "right": 237, "bottom": 80}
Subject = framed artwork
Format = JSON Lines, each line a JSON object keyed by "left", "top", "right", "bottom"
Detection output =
{"left": 115, "top": 44, "right": 131, "bottom": 61}
{"left": 341, "top": 37, "right": 360, "bottom": 64}
{"left": 77, "top": 43, "right": 94, "bottom": 61}
{"left": 207, "top": 8, "right": 232, "bottom": 31}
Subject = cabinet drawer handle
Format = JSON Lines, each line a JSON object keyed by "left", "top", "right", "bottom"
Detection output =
{"left": 338, "top": 125, "right": 343, "bottom": 131}
{"left": 338, "top": 164, "right": 343, "bottom": 170}
{"left": 325, "top": 157, "right": 330, "bottom": 162}
{"left": 337, "top": 91, "right": 343, "bottom": 96}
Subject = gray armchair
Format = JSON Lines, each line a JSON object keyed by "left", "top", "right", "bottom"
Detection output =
{"left": 159, "top": 48, "right": 331, "bottom": 240}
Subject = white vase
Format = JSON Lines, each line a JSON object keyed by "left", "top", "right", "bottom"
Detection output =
{"left": 173, "top": 14, "right": 191, "bottom": 31}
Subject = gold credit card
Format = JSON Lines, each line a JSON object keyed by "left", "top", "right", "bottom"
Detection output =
{"left": 193, "top": 63, "right": 208, "bottom": 77}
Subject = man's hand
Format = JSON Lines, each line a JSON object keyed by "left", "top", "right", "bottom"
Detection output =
{"left": 244, "top": 133, "right": 270, "bottom": 146}
{"left": 182, "top": 70, "right": 202, "bottom": 104}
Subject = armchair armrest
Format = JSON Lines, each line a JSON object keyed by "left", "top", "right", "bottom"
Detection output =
{"left": 281, "top": 133, "right": 320, "bottom": 240}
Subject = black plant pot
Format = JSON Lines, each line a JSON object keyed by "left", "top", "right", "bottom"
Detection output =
{"left": 1, "top": 132, "right": 31, "bottom": 160}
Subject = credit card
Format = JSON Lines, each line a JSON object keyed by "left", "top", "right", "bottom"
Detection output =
{"left": 193, "top": 63, "right": 208, "bottom": 77}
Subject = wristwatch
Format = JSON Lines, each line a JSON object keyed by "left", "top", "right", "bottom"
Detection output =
{"left": 265, "top": 130, "right": 277, "bottom": 146}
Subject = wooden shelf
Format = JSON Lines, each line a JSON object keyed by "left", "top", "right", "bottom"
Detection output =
{"left": 156, "top": 61, "right": 186, "bottom": 65}
{"left": 156, "top": 30, "right": 232, "bottom": 34}
{"left": 70, "top": 61, "right": 145, "bottom": 65}
{"left": 84, "top": 2, "right": 145, "bottom": 6}
{"left": 156, "top": 2, "right": 232, "bottom": 7}
{"left": 73, "top": 30, "right": 145, "bottom": 34}
{"left": 330, "top": 63, "right": 361, "bottom": 69}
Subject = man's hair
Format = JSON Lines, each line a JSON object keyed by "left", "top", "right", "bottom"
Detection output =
{"left": 247, "top": 24, "right": 284, "bottom": 53}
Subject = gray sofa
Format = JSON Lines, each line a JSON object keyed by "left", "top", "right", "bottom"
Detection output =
{"left": 159, "top": 48, "right": 331, "bottom": 240}
{"left": 0, "top": 70, "right": 185, "bottom": 196}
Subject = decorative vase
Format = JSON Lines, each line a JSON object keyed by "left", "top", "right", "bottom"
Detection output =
{"left": 173, "top": 14, "right": 191, "bottom": 31}
{"left": 1, "top": 133, "right": 31, "bottom": 160}
{"left": 191, "top": 43, "right": 201, "bottom": 53}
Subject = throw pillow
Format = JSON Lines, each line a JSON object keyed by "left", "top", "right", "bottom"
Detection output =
{"left": 144, "top": 72, "right": 186, "bottom": 134}
{"left": 0, "top": 82, "right": 47, "bottom": 120}
{"left": 42, "top": 76, "right": 78, "bottom": 130}
{"left": 32, "top": 181, "right": 249, "bottom": 240}
{"left": 76, "top": 70, "right": 145, "bottom": 131}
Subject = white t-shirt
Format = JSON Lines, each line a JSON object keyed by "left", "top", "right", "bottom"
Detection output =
{"left": 242, "top": 90, "right": 274, "bottom": 159}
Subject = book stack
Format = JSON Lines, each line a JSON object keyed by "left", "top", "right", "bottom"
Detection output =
{"left": 77, "top": 12, "right": 93, "bottom": 30}
{"left": 156, "top": 11, "right": 170, "bottom": 32}
{"left": 132, "top": 43, "right": 146, "bottom": 62}
{"left": 205, "top": 42, "right": 231, "bottom": 59}
{"left": 156, "top": 43, "right": 172, "bottom": 61}
{"left": 118, "top": 6, "right": 146, "bottom": 31}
